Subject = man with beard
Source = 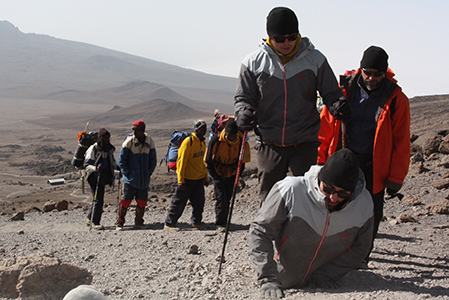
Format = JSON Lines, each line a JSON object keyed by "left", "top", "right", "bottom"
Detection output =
{"left": 84, "top": 128, "right": 118, "bottom": 230}
{"left": 318, "top": 46, "right": 411, "bottom": 266}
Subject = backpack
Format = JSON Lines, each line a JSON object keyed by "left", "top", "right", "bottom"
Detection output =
{"left": 71, "top": 131, "right": 97, "bottom": 169}
{"left": 160, "top": 131, "right": 192, "bottom": 171}
{"left": 210, "top": 113, "right": 235, "bottom": 135}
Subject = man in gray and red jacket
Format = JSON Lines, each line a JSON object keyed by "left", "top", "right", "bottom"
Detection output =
{"left": 234, "top": 7, "right": 352, "bottom": 202}
{"left": 249, "top": 149, "right": 373, "bottom": 298}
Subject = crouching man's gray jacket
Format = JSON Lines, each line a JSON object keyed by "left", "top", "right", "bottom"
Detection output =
{"left": 249, "top": 165, "right": 374, "bottom": 288}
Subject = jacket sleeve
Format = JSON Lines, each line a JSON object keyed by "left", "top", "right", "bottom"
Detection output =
{"left": 317, "top": 106, "right": 339, "bottom": 164}
{"left": 204, "top": 136, "right": 219, "bottom": 179}
{"left": 147, "top": 137, "right": 157, "bottom": 177}
{"left": 386, "top": 90, "right": 411, "bottom": 189}
{"left": 176, "top": 137, "right": 191, "bottom": 184}
{"left": 149, "top": 148, "right": 157, "bottom": 177}
{"left": 249, "top": 184, "right": 288, "bottom": 286}
{"left": 84, "top": 145, "right": 97, "bottom": 177}
{"left": 234, "top": 63, "right": 258, "bottom": 115}
{"left": 310, "top": 216, "right": 374, "bottom": 282}
{"left": 316, "top": 58, "right": 344, "bottom": 107}
{"left": 118, "top": 143, "right": 131, "bottom": 178}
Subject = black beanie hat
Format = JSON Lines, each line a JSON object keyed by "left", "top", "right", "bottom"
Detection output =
{"left": 266, "top": 7, "right": 299, "bottom": 37}
{"left": 360, "top": 46, "right": 389, "bottom": 73}
{"left": 318, "top": 149, "right": 359, "bottom": 192}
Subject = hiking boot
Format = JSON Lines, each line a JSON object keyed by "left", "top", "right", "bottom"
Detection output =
{"left": 191, "top": 222, "right": 207, "bottom": 229}
{"left": 134, "top": 206, "right": 146, "bottom": 229}
{"left": 86, "top": 218, "right": 91, "bottom": 227}
{"left": 133, "top": 224, "right": 147, "bottom": 230}
{"left": 116, "top": 225, "right": 124, "bottom": 231}
{"left": 164, "top": 224, "right": 180, "bottom": 231}
{"left": 91, "top": 224, "right": 104, "bottom": 230}
{"left": 116, "top": 205, "right": 127, "bottom": 228}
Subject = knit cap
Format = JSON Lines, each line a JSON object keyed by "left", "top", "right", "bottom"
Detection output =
{"left": 360, "top": 45, "right": 389, "bottom": 72}
{"left": 266, "top": 7, "right": 299, "bottom": 37}
{"left": 318, "top": 149, "right": 359, "bottom": 192}
{"left": 193, "top": 119, "right": 207, "bottom": 132}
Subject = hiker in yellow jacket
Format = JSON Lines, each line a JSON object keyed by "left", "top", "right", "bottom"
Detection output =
{"left": 164, "top": 120, "right": 209, "bottom": 230}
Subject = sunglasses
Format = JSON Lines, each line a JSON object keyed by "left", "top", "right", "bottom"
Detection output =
{"left": 362, "top": 68, "right": 384, "bottom": 77}
{"left": 272, "top": 33, "right": 298, "bottom": 43}
{"left": 322, "top": 183, "right": 352, "bottom": 199}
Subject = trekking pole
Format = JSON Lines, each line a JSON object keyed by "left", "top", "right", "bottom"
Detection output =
{"left": 116, "top": 170, "right": 121, "bottom": 213}
{"left": 341, "top": 122, "right": 347, "bottom": 149}
{"left": 90, "top": 171, "right": 101, "bottom": 232}
{"left": 218, "top": 130, "right": 248, "bottom": 275}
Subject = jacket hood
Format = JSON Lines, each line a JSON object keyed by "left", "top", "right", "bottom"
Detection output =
{"left": 304, "top": 165, "right": 366, "bottom": 209}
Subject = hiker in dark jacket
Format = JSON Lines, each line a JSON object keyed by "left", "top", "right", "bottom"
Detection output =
{"left": 234, "top": 7, "right": 352, "bottom": 202}
{"left": 117, "top": 120, "right": 157, "bottom": 231}
{"left": 84, "top": 128, "right": 117, "bottom": 230}
{"left": 249, "top": 149, "right": 373, "bottom": 298}
{"left": 318, "top": 46, "right": 410, "bottom": 266}
{"left": 204, "top": 119, "right": 250, "bottom": 229}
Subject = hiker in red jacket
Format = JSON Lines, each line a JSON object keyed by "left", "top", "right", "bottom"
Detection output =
{"left": 318, "top": 46, "right": 410, "bottom": 266}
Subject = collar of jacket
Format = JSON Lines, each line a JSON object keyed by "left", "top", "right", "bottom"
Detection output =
{"left": 266, "top": 33, "right": 301, "bottom": 64}
{"left": 220, "top": 130, "right": 239, "bottom": 145}
{"left": 132, "top": 133, "right": 149, "bottom": 146}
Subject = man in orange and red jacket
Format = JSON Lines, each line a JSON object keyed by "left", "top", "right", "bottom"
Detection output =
{"left": 318, "top": 46, "right": 410, "bottom": 266}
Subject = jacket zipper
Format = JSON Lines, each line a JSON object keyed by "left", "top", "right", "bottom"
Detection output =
{"left": 300, "top": 210, "right": 331, "bottom": 285}
{"left": 282, "top": 64, "right": 288, "bottom": 145}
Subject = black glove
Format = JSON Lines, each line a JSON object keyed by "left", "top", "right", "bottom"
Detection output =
{"left": 386, "top": 187, "right": 399, "bottom": 197}
{"left": 329, "top": 98, "right": 352, "bottom": 123}
{"left": 385, "top": 187, "right": 404, "bottom": 200}
{"left": 308, "top": 276, "right": 340, "bottom": 289}
{"left": 236, "top": 109, "right": 256, "bottom": 131}
{"left": 260, "top": 282, "right": 284, "bottom": 298}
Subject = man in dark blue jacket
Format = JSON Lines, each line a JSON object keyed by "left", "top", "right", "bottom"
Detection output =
{"left": 117, "top": 120, "right": 157, "bottom": 231}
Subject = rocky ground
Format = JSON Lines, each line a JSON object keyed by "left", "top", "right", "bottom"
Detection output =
{"left": 1, "top": 95, "right": 449, "bottom": 299}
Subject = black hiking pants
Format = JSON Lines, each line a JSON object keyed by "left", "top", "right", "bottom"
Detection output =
{"left": 256, "top": 141, "right": 319, "bottom": 202}
{"left": 356, "top": 154, "right": 385, "bottom": 262}
{"left": 87, "top": 173, "right": 105, "bottom": 225}
{"left": 213, "top": 176, "right": 235, "bottom": 226}
{"left": 165, "top": 179, "right": 205, "bottom": 226}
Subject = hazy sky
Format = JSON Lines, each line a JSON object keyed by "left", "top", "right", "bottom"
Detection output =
{"left": 1, "top": 0, "right": 448, "bottom": 97}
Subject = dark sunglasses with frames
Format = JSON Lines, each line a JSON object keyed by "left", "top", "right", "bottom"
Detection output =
{"left": 272, "top": 33, "right": 298, "bottom": 43}
{"left": 362, "top": 68, "right": 384, "bottom": 77}
{"left": 321, "top": 182, "right": 352, "bottom": 199}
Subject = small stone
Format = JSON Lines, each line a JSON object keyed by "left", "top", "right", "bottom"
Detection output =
{"left": 10, "top": 211, "right": 24, "bottom": 221}
{"left": 188, "top": 244, "right": 199, "bottom": 254}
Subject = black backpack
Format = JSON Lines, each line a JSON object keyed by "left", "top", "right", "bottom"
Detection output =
{"left": 71, "top": 131, "right": 97, "bottom": 169}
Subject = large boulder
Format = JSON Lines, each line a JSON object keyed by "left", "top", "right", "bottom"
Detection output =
{"left": 0, "top": 253, "right": 92, "bottom": 300}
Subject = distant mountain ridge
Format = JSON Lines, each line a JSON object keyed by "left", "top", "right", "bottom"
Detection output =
{"left": 29, "top": 98, "right": 210, "bottom": 129}
{"left": 0, "top": 20, "right": 235, "bottom": 112}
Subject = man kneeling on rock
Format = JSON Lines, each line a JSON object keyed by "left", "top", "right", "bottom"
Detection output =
{"left": 249, "top": 149, "right": 374, "bottom": 298}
